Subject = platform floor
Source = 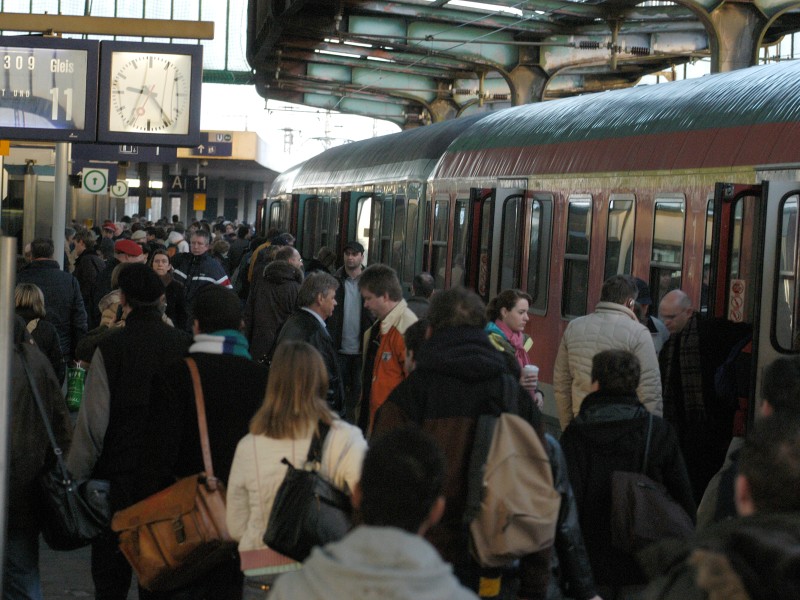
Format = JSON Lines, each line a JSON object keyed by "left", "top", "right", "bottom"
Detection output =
{"left": 40, "top": 541, "right": 138, "bottom": 599}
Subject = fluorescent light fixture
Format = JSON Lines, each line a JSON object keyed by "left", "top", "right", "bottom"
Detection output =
{"left": 367, "top": 56, "right": 394, "bottom": 62}
{"left": 126, "top": 179, "right": 162, "bottom": 189}
{"left": 447, "top": 0, "right": 523, "bottom": 16}
{"left": 316, "top": 49, "right": 362, "bottom": 59}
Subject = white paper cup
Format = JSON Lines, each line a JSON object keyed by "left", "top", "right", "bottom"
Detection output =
{"left": 523, "top": 364, "right": 539, "bottom": 377}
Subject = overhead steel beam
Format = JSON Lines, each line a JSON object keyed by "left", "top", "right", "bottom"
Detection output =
{"left": 278, "top": 48, "right": 457, "bottom": 78}
{"left": 352, "top": 0, "right": 605, "bottom": 22}
{"left": 0, "top": 12, "right": 214, "bottom": 39}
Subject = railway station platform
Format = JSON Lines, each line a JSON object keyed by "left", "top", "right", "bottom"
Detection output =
{"left": 40, "top": 542, "right": 138, "bottom": 599}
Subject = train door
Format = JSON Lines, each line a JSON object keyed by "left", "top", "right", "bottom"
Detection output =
{"left": 755, "top": 180, "right": 800, "bottom": 417}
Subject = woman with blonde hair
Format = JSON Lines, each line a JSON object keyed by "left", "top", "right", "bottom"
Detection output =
{"left": 226, "top": 341, "right": 367, "bottom": 597}
{"left": 15, "top": 283, "right": 65, "bottom": 383}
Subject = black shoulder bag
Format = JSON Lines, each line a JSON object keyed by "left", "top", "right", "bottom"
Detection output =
{"left": 263, "top": 421, "right": 353, "bottom": 561}
{"left": 610, "top": 413, "right": 694, "bottom": 552}
{"left": 21, "top": 350, "right": 111, "bottom": 550}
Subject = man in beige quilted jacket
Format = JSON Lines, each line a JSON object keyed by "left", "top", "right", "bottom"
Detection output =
{"left": 554, "top": 274, "right": 663, "bottom": 430}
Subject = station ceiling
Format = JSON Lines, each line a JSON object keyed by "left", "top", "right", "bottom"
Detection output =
{"left": 247, "top": 0, "right": 800, "bottom": 127}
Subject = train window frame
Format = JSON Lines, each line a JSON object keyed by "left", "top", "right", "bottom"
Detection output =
{"left": 498, "top": 193, "right": 525, "bottom": 293}
{"left": 562, "top": 195, "right": 592, "bottom": 319}
{"left": 268, "top": 200, "right": 289, "bottom": 232}
{"left": 428, "top": 196, "right": 450, "bottom": 290}
{"left": 773, "top": 193, "right": 800, "bottom": 352}
{"left": 451, "top": 197, "right": 470, "bottom": 288}
{"left": 301, "top": 195, "right": 321, "bottom": 259}
{"left": 355, "top": 194, "right": 374, "bottom": 265}
{"left": 701, "top": 196, "right": 714, "bottom": 314}
{"left": 477, "top": 191, "right": 495, "bottom": 301}
{"left": 527, "top": 194, "right": 553, "bottom": 314}
{"left": 649, "top": 194, "right": 686, "bottom": 308}
{"left": 603, "top": 194, "right": 636, "bottom": 281}
{"left": 403, "top": 195, "right": 420, "bottom": 285}
{"left": 390, "top": 194, "right": 407, "bottom": 276}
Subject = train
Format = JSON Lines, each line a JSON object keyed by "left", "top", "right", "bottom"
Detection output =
{"left": 257, "top": 59, "right": 800, "bottom": 426}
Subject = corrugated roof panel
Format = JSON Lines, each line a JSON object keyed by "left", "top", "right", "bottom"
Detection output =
{"left": 292, "top": 114, "right": 489, "bottom": 188}
{"left": 436, "top": 61, "right": 800, "bottom": 178}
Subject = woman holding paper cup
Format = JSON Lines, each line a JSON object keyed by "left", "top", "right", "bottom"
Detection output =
{"left": 486, "top": 289, "right": 544, "bottom": 408}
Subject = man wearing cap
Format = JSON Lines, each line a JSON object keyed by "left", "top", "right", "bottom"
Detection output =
{"left": 172, "top": 229, "right": 233, "bottom": 330}
{"left": 88, "top": 239, "right": 146, "bottom": 329}
{"left": 327, "top": 241, "right": 374, "bottom": 423}
{"left": 632, "top": 277, "right": 670, "bottom": 354}
{"left": 68, "top": 264, "right": 190, "bottom": 599}
{"left": 99, "top": 222, "right": 116, "bottom": 260}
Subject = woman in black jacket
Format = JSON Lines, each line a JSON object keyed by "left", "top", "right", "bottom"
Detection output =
{"left": 560, "top": 349, "right": 695, "bottom": 599}
{"left": 15, "top": 283, "right": 66, "bottom": 384}
{"left": 150, "top": 248, "right": 188, "bottom": 329}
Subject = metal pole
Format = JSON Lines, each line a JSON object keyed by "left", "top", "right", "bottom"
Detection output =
{"left": 0, "top": 236, "right": 18, "bottom": 585}
{"left": 53, "top": 143, "right": 69, "bottom": 269}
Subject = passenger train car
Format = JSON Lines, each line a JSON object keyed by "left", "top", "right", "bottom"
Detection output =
{"left": 260, "top": 60, "right": 800, "bottom": 426}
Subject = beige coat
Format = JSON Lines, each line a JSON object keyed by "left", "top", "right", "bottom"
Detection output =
{"left": 553, "top": 301, "right": 662, "bottom": 429}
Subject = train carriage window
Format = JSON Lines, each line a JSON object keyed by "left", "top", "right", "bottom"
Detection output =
{"left": 650, "top": 197, "right": 685, "bottom": 306}
{"left": 451, "top": 199, "right": 469, "bottom": 287}
{"left": 562, "top": 196, "right": 592, "bottom": 318}
{"left": 356, "top": 195, "right": 373, "bottom": 265}
{"left": 499, "top": 195, "right": 524, "bottom": 292}
{"left": 775, "top": 195, "right": 799, "bottom": 351}
{"left": 527, "top": 194, "right": 553, "bottom": 313}
{"left": 403, "top": 198, "right": 419, "bottom": 285}
{"left": 327, "top": 196, "right": 340, "bottom": 256}
{"left": 269, "top": 200, "right": 289, "bottom": 231}
{"left": 302, "top": 196, "right": 321, "bottom": 258}
{"left": 604, "top": 195, "right": 635, "bottom": 280}
{"left": 391, "top": 196, "right": 406, "bottom": 276}
{"left": 375, "top": 196, "right": 393, "bottom": 265}
{"left": 429, "top": 198, "right": 450, "bottom": 289}
{"left": 368, "top": 194, "right": 384, "bottom": 265}
{"left": 701, "top": 199, "right": 714, "bottom": 314}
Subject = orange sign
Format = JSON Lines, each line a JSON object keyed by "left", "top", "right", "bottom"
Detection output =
{"left": 193, "top": 193, "right": 206, "bottom": 211}
{"left": 0, "top": 140, "right": 9, "bottom": 155}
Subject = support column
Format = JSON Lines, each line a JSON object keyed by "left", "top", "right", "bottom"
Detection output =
{"left": 237, "top": 181, "right": 247, "bottom": 224}
{"left": 709, "top": 3, "right": 766, "bottom": 72}
{"left": 509, "top": 65, "right": 548, "bottom": 105}
{"left": 52, "top": 144, "right": 68, "bottom": 269}
{"left": 137, "top": 162, "right": 149, "bottom": 218}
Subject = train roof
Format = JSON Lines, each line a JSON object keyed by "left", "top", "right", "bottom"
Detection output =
{"left": 269, "top": 160, "right": 307, "bottom": 196}
{"left": 291, "top": 114, "right": 488, "bottom": 189}
{"left": 434, "top": 60, "right": 800, "bottom": 179}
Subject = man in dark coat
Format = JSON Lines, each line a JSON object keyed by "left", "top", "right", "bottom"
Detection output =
{"left": 72, "top": 229, "right": 106, "bottom": 315}
{"left": 67, "top": 264, "right": 191, "bottom": 600}
{"left": 17, "top": 237, "right": 87, "bottom": 363}
{"left": 276, "top": 272, "right": 344, "bottom": 414}
{"left": 327, "top": 241, "right": 374, "bottom": 423}
{"left": 4, "top": 317, "right": 72, "bottom": 599}
{"left": 372, "top": 287, "right": 548, "bottom": 599}
{"left": 560, "top": 349, "right": 695, "bottom": 598}
{"left": 138, "top": 286, "right": 268, "bottom": 599}
{"left": 243, "top": 246, "right": 303, "bottom": 363}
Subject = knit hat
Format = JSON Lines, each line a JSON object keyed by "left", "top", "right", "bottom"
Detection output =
{"left": 167, "top": 231, "right": 184, "bottom": 246}
{"left": 115, "top": 239, "right": 143, "bottom": 257}
{"left": 117, "top": 264, "right": 165, "bottom": 303}
{"left": 131, "top": 230, "right": 147, "bottom": 243}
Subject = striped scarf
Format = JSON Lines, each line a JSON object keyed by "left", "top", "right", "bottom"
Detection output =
{"left": 660, "top": 312, "right": 705, "bottom": 423}
{"left": 189, "top": 330, "right": 252, "bottom": 359}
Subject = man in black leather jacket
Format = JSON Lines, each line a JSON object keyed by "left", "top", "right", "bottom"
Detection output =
{"left": 276, "top": 271, "right": 344, "bottom": 414}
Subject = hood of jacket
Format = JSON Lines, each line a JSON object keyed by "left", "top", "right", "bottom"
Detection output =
{"left": 415, "top": 326, "right": 510, "bottom": 384}
{"left": 274, "top": 526, "right": 474, "bottom": 600}
{"left": 264, "top": 259, "right": 303, "bottom": 285}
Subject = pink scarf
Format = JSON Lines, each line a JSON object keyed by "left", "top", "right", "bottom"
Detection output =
{"left": 495, "top": 319, "right": 530, "bottom": 369}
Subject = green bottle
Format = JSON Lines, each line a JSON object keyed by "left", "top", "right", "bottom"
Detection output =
{"left": 66, "top": 365, "right": 86, "bottom": 412}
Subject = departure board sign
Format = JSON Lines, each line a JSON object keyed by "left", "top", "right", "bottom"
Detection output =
{"left": 0, "top": 36, "right": 99, "bottom": 142}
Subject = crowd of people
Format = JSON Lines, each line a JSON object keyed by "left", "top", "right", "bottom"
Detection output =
{"left": 5, "top": 214, "right": 799, "bottom": 600}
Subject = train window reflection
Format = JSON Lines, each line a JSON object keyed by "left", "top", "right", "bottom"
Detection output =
{"left": 604, "top": 195, "right": 635, "bottom": 280}
{"left": 478, "top": 195, "right": 494, "bottom": 300}
{"left": 562, "top": 196, "right": 591, "bottom": 318}
{"left": 451, "top": 199, "right": 469, "bottom": 287}
{"left": 404, "top": 198, "right": 419, "bottom": 285}
{"left": 776, "top": 195, "right": 798, "bottom": 351}
{"left": 269, "top": 200, "right": 289, "bottom": 232}
{"left": 650, "top": 197, "right": 685, "bottom": 306}
{"left": 380, "top": 197, "right": 393, "bottom": 265}
{"left": 302, "top": 196, "right": 321, "bottom": 258}
{"left": 391, "top": 197, "right": 406, "bottom": 276}
{"left": 701, "top": 199, "right": 714, "bottom": 314}
{"left": 356, "top": 195, "right": 373, "bottom": 265}
{"left": 499, "top": 195, "right": 524, "bottom": 292}
{"left": 428, "top": 198, "right": 449, "bottom": 289}
{"left": 527, "top": 194, "right": 553, "bottom": 313}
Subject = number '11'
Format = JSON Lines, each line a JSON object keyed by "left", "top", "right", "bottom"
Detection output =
{"left": 49, "top": 87, "right": 73, "bottom": 121}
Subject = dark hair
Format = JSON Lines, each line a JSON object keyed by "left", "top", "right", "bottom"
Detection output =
{"left": 412, "top": 272, "right": 434, "bottom": 299}
{"left": 237, "top": 224, "right": 250, "bottom": 239}
{"left": 154, "top": 227, "right": 167, "bottom": 241}
{"left": 360, "top": 426, "right": 445, "bottom": 532}
{"left": 30, "top": 238, "right": 55, "bottom": 260}
{"left": 74, "top": 229, "right": 97, "bottom": 251}
{"left": 486, "top": 289, "right": 532, "bottom": 322}
{"left": 600, "top": 274, "right": 638, "bottom": 305}
{"left": 297, "top": 272, "right": 338, "bottom": 308}
{"left": 591, "top": 349, "right": 641, "bottom": 395}
{"left": 358, "top": 264, "right": 403, "bottom": 301}
{"left": 761, "top": 357, "right": 800, "bottom": 417}
{"left": 192, "top": 286, "right": 242, "bottom": 333}
{"left": 428, "top": 286, "right": 486, "bottom": 331}
{"left": 739, "top": 415, "right": 800, "bottom": 513}
{"left": 404, "top": 319, "right": 429, "bottom": 356}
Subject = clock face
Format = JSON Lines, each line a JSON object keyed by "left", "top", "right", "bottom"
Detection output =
{"left": 108, "top": 52, "right": 193, "bottom": 134}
